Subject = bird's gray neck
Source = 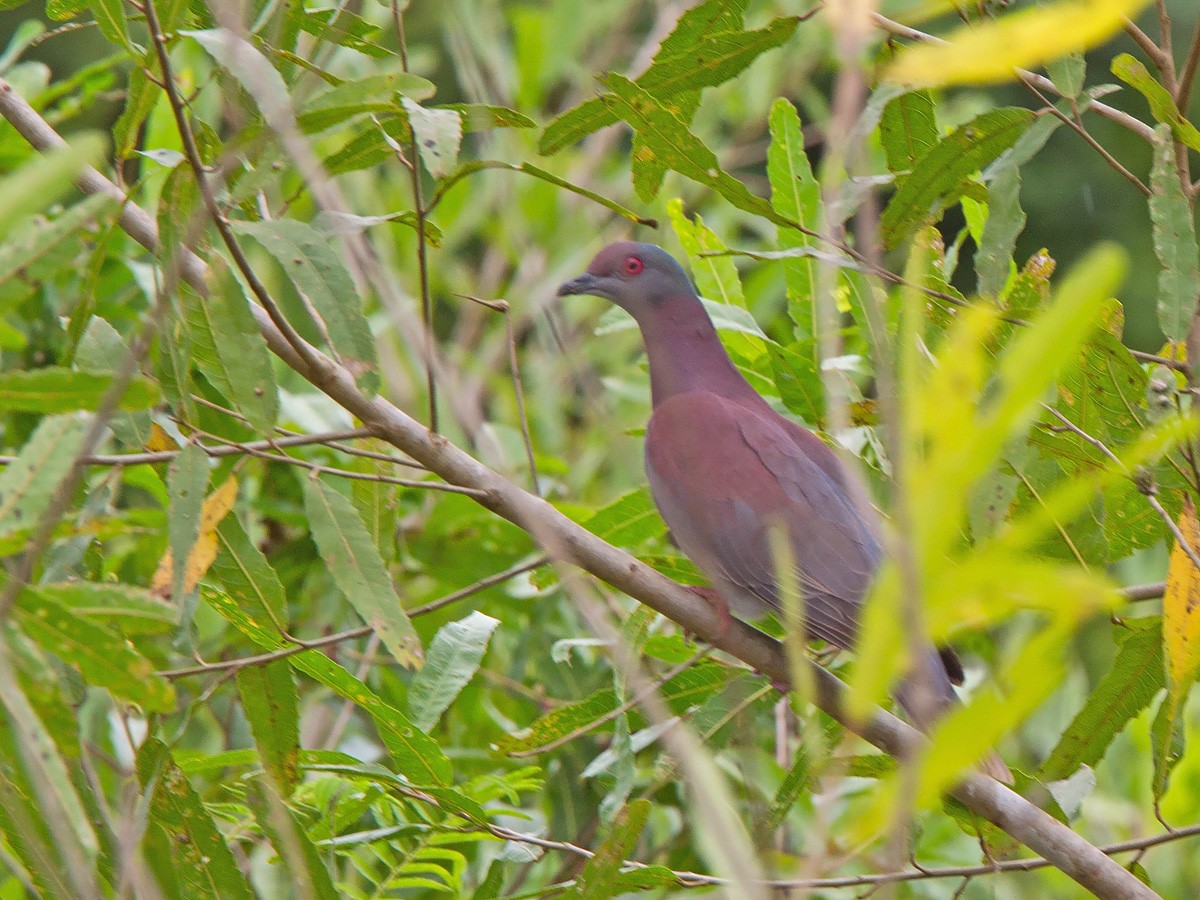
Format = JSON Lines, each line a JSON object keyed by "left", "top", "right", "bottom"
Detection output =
{"left": 636, "top": 293, "right": 764, "bottom": 409}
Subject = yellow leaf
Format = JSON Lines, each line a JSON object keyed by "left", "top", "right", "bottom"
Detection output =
{"left": 152, "top": 477, "right": 238, "bottom": 597}
{"left": 884, "top": 0, "right": 1153, "bottom": 88}
{"left": 1164, "top": 495, "right": 1200, "bottom": 702}
{"left": 144, "top": 422, "right": 180, "bottom": 452}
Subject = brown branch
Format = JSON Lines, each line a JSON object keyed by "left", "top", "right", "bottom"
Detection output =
{"left": 0, "top": 76, "right": 1161, "bottom": 900}
{"left": 1123, "top": 581, "right": 1166, "bottom": 601}
{"left": 1176, "top": 15, "right": 1200, "bottom": 108}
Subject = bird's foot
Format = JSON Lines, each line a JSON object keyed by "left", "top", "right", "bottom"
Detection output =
{"left": 686, "top": 585, "right": 734, "bottom": 640}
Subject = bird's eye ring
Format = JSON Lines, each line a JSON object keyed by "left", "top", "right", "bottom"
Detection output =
{"left": 624, "top": 256, "right": 644, "bottom": 275}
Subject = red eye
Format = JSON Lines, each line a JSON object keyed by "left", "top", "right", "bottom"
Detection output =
{"left": 624, "top": 256, "right": 644, "bottom": 275}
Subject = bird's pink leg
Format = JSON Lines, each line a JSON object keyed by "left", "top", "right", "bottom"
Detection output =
{"left": 686, "top": 585, "right": 733, "bottom": 639}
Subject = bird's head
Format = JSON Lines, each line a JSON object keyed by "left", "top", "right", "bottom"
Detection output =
{"left": 557, "top": 242, "right": 695, "bottom": 317}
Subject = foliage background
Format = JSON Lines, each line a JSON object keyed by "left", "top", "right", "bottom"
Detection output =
{"left": 1, "top": 0, "right": 1200, "bottom": 897}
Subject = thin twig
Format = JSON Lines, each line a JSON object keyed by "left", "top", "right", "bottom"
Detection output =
{"left": 1175, "top": 15, "right": 1200, "bottom": 108}
{"left": 390, "top": 0, "right": 438, "bottom": 433}
{"left": 457, "top": 293, "right": 541, "bottom": 495}
{"left": 1123, "top": 581, "right": 1166, "bottom": 601}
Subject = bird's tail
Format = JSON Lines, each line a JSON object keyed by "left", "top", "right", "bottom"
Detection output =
{"left": 896, "top": 649, "right": 1013, "bottom": 784}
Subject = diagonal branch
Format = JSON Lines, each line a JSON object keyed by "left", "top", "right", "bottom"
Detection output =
{"left": 0, "top": 76, "right": 1160, "bottom": 900}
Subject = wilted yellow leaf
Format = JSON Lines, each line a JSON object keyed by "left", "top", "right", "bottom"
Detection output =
{"left": 1164, "top": 495, "right": 1200, "bottom": 702}
{"left": 152, "top": 477, "right": 238, "bottom": 597}
{"left": 144, "top": 422, "right": 179, "bottom": 452}
{"left": 884, "top": 0, "right": 1153, "bottom": 88}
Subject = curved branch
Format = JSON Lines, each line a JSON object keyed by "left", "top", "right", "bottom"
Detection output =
{"left": 0, "top": 76, "right": 1160, "bottom": 900}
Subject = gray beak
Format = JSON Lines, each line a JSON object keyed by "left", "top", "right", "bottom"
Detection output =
{"left": 556, "top": 272, "right": 605, "bottom": 298}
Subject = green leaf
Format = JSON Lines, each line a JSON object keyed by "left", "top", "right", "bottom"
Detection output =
{"left": 212, "top": 515, "right": 287, "bottom": 624}
{"left": 243, "top": 779, "right": 339, "bottom": 900}
{"left": 496, "top": 663, "right": 730, "bottom": 755}
{"left": 1151, "top": 690, "right": 1186, "bottom": 801}
{"left": 166, "top": 443, "right": 210, "bottom": 603}
{"left": 976, "top": 165, "right": 1024, "bottom": 298}
{"left": 580, "top": 485, "right": 666, "bottom": 548}
{"left": 408, "top": 612, "right": 499, "bottom": 732}
{"left": 12, "top": 584, "right": 176, "bottom": 711}
{"left": 767, "top": 99, "right": 822, "bottom": 325}
{"left": 539, "top": 4, "right": 796, "bottom": 153}
{"left": 137, "top": 738, "right": 255, "bottom": 900}
{"left": 237, "top": 662, "right": 300, "bottom": 795}
{"left": 302, "top": 476, "right": 423, "bottom": 669}
{"left": 1040, "top": 618, "right": 1164, "bottom": 781}
{"left": 0, "top": 193, "right": 118, "bottom": 284}
{"left": 203, "top": 586, "right": 452, "bottom": 785}
{"left": 33, "top": 581, "right": 174, "bottom": 634}
{"left": 568, "top": 799, "right": 651, "bottom": 900}
{"left": 293, "top": 7, "right": 398, "bottom": 61}
{"left": 401, "top": 98, "right": 463, "bottom": 179}
{"left": 1112, "top": 54, "right": 1200, "bottom": 152}
{"left": 668, "top": 200, "right": 744, "bottom": 308}
{"left": 0, "top": 414, "right": 85, "bottom": 540}
{"left": 1148, "top": 124, "right": 1199, "bottom": 342}
{"left": 597, "top": 74, "right": 790, "bottom": 227}
{"left": 879, "top": 90, "right": 937, "bottom": 182}
{"left": 297, "top": 73, "right": 432, "bottom": 133}
{"left": 181, "top": 265, "right": 278, "bottom": 432}
{"left": 881, "top": 108, "right": 1034, "bottom": 249}
{"left": 0, "top": 652, "right": 99, "bottom": 896}
{"left": 232, "top": 218, "right": 378, "bottom": 378}
{"left": 440, "top": 104, "right": 535, "bottom": 131}
{"left": 0, "top": 133, "right": 106, "bottom": 242}
{"left": 0, "top": 367, "right": 158, "bottom": 413}
{"left": 86, "top": 0, "right": 129, "bottom": 50}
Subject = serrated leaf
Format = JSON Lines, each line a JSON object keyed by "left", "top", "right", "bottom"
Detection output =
{"left": 12, "top": 584, "right": 175, "bottom": 711}
{"left": 568, "top": 799, "right": 651, "bottom": 900}
{"left": 237, "top": 662, "right": 300, "bottom": 795}
{"left": 668, "top": 200, "right": 744, "bottom": 308}
{"left": 879, "top": 90, "right": 937, "bottom": 182}
{"left": 0, "top": 414, "right": 85, "bottom": 540}
{"left": 212, "top": 515, "right": 287, "bottom": 624}
{"left": 0, "top": 653, "right": 99, "bottom": 896}
{"left": 243, "top": 779, "right": 339, "bottom": 900}
{"left": 0, "top": 192, "right": 118, "bottom": 284}
{"left": 1112, "top": 54, "right": 1200, "bottom": 152}
{"left": 86, "top": 0, "right": 129, "bottom": 50}
{"left": 440, "top": 104, "right": 535, "bottom": 131}
{"left": 976, "top": 165, "right": 1024, "bottom": 298}
{"left": 1164, "top": 496, "right": 1200, "bottom": 703}
{"left": 401, "top": 98, "right": 463, "bottom": 179}
{"left": 884, "top": 0, "right": 1152, "bottom": 88}
{"left": 767, "top": 99, "right": 822, "bottom": 328}
{"left": 1148, "top": 124, "right": 1200, "bottom": 343}
{"left": 581, "top": 485, "right": 666, "bottom": 548}
{"left": 598, "top": 74, "right": 789, "bottom": 226}
{"left": 152, "top": 477, "right": 237, "bottom": 598}
{"left": 137, "top": 739, "right": 255, "bottom": 900}
{"left": 180, "top": 265, "right": 278, "bottom": 431}
{"left": 33, "top": 581, "right": 174, "bottom": 634}
{"left": 539, "top": 5, "right": 795, "bottom": 153}
{"left": 0, "top": 367, "right": 158, "bottom": 413}
{"left": 113, "top": 63, "right": 159, "bottom": 159}
{"left": 0, "top": 133, "right": 106, "bottom": 241}
{"left": 496, "top": 663, "right": 730, "bottom": 755}
{"left": 164, "top": 443, "right": 210, "bottom": 602}
{"left": 294, "top": 7, "right": 400, "bottom": 61}
{"left": 408, "top": 612, "right": 498, "bottom": 732}
{"left": 881, "top": 108, "right": 1034, "bottom": 249}
{"left": 1040, "top": 617, "right": 1164, "bottom": 781}
{"left": 232, "top": 218, "right": 378, "bottom": 377}
{"left": 202, "top": 586, "right": 452, "bottom": 785}
{"left": 302, "top": 477, "right": 422, "bottom": 668}
{"left": 297, "top": 73, "right": 431, "bottom": 133}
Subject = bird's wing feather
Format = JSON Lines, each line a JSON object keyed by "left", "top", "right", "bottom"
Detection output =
{"left": 645, "top": 392, "right": 877, "bottom": 650}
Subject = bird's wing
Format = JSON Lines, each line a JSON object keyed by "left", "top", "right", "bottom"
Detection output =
{"left": 645, "top": 392, "right": 878, "bottom": 650}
